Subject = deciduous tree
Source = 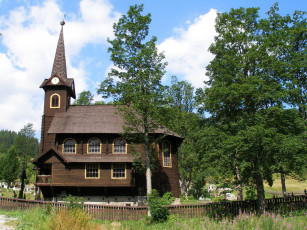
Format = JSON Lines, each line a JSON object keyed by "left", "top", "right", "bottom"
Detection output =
{"left": 98, "top": 4, "right": 167, "bottom": 197}
{"left": 73, "top": 90, "right": 94, "bottom": 105}
{"left": 198, "top": 5, "right": 306, "bottom": 213}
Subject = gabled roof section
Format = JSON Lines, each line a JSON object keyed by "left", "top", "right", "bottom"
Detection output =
{"left": 47, "top": 105, "right": 182, "bottom": 138}
{"left": 51, "top": 21, "right": 67, "bottom": 80}
{"left": 32, "top": 146, "right": 68, "bottom": 164}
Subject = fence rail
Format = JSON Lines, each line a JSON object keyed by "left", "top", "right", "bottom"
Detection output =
{"left": 0, "top": 195, "right": 306, "bottom": 221}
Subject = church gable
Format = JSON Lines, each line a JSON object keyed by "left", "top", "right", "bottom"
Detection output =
{"left": 33, "top": 147, "right": 68, "bottom": 165}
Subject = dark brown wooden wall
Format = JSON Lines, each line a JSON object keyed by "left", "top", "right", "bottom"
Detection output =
{"left": 41, "top": 153, "right": 132, "bottom": 187}
{"left": 38, "top": 134, "right": 180, "bottom": 197}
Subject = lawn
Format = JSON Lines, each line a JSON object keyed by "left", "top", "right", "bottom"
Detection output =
{"left": 264, "top": 174, "right": 307, "bottom": 195}
{"left": 0, "top": 188, "right": 35, "bottom": 200}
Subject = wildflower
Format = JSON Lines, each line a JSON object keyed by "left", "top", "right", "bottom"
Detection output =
{"left": 282, "top": 220, "right": 286, "bottom": 227}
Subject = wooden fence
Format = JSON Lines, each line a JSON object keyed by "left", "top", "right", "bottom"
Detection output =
{"left": 0, "top": 197, "right": 147, "bottom": 220}
{"left": 167, "top": 195, "right": 307, "bottom": 218}
{"left": 0, "top": 195, "right": 306, "bottom": 221}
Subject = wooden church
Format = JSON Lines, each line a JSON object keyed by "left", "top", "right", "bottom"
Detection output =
{"left": 32, "top": 22, "right": 182, "bottom": 205}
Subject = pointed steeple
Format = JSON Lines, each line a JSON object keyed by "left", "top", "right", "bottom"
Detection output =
{"left": 51, "top": 20, "right": 67, "bottom": 79}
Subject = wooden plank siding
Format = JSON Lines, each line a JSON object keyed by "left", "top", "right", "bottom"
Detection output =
{"left": 35, "top": 132, "right": 181, "bottom": 198}
{"left": 37, "top": 154, "right": 133, "bottom": 187}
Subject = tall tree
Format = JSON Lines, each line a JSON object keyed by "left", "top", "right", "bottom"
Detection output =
{"left": 14, "top": 123, "right": 39, "bottom": 198}
{"left": 160, "top": 76, "right": 199, "bottom": 197}
{"left": 262, "top": 4, "right": 307, "bottom": 120}
{"left": 198, "top": 6, "right": 305, "bottom": 213}
{"left": 14, "top": 123, "right": 39, "bottom": 159}
{"left": 259, "top": 4, "right": 307, "bottom": 192}
{"left": 73, "top": 90, "right": 94, "bottom": 105}
{"left": 1, "top": 146, "right": 20, "bottom": 188}
{"left": 98, "top": 4, "right": 167, "bottom": 197}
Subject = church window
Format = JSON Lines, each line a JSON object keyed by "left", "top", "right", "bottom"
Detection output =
{"left": 112, "top": 163, "right": 126, "bottom": 179}
{"left": 88, "top": 138, "right": 101, "bottom": 153}
{"left": 50, "top": 94, "right": 60, "bottom": 108}
{"left": 162, "top": 141, "right": 171, "bottom": 167}
{"left": 85, "top": 163, "right": 99, "bottom": 178}
{"left": 113, "top": 139, "right": 127, "bottom": 154}
{"left": 63, "top": 139, "right": 76, "bottom": 153}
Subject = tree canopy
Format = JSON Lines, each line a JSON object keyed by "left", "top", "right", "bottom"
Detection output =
{"left": 73, "top": 90, "right": 94, "bottom": 105}
{"left": 196, "top": 4, "right": 306, "bottom": 213}
{"left": 98, "top": 4, "right": 167, "bottom": 196}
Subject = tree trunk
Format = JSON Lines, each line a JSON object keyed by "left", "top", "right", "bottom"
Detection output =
{"left": 145, "top": 139, "right": 152, "bottom": 195}
{"left": 256, "top": 172, "right": 265, "bottom": 214}
{"left": 18, "top": 177, "right": 25, "bottom": 199}
{"left": 237, "top": 184, "right": 243, "bottom": 201}
{"left": 280, "top": 173, "right": 287, "bottom": 196}
{"left": 145, "top": 133, "right": 152, "bottom": 216}
{"left": 235, "top": 165, "right": 243, "bottom": 201}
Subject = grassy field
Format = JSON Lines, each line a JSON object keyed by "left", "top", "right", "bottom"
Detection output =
{"left": 1, "top": 207, "right": 306, "bottom": 230}
{"left": 263, "top": 174, "right": 307, "bottom": 195}
{"left": 0, "top": 188, "right": 35, "bottom": 200}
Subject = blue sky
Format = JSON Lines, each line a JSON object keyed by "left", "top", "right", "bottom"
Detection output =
{"left": 0, "top": 0, "right": 306, "bottom": 137}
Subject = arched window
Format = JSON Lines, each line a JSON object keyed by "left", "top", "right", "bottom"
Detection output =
{"left": 162, "top": 141, "right": 171, "bottom": 167}
{"left": 88, "top": 138, "right": 101, "bottom": 153}
{"left": 113, "top": 139, "right": 126, "bottom": 154}
{"left": 63, "top": 139, "right": 76, "bottom": 153}
{"left": 50, "top": 94, "right": 60, "bottom": 108}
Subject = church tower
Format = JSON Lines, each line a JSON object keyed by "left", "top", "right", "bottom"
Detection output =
{"left": 39, "top": 21, "right": 76, "bottom": 154}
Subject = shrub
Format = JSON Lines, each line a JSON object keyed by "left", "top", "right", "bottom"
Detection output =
{"left": 148, "top": 189, "right": 174, "bottom": 223}
{"left": 63, "top": 195, "right": 84, "bottom": 210}
{"left": 245, "top": 188, "right": 257, "bottom": 200}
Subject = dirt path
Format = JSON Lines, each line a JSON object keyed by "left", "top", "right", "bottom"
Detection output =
{"left": 0, "top": 215, "right": 16, "bottom": 230}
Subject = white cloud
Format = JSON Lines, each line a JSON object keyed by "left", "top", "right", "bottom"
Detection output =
{"left": 158, "top": 9, "right": 217, "bottom": 88}
{"left": 0, "top": 0, "right": 119, "bottom": 135}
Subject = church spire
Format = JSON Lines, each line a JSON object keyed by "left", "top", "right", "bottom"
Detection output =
{"left": 51, "top": 20, "right": 67, "bottom": 79}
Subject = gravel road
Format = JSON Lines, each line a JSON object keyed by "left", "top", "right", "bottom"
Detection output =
{"left": 0, "top": 215, "right": 16, "bottom": 230}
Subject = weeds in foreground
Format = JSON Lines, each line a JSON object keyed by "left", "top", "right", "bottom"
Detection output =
{"left": 1, "top": 207, "right": 306, "bottom": 230}
{"left": 49, "top": 208, "right": 95, "bottom": 230}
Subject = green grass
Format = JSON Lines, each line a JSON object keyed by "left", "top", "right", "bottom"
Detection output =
{"left": 1, "top": 207, "right": 306, "bottom": 230}
{"left": 0, "top": 188, "right": 35, "bottom": 200}
{"left": 264, "top": 174, "right": 307, "bottom": 195}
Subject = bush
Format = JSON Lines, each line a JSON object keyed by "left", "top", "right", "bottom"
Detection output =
{"left": 148, "top": 189, "right": 174, "bottom": 223}
{"left": 245, "top": 188, "right": 257, "bottom": 200}
{"left": 63, "top": 195, "right": 84, "bottom": 210}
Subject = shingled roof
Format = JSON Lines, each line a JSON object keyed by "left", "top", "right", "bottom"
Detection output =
{"left": 51, "top": 21, "right": 67, "bottom": 80}
{"left": 48, "top": 105, "right": 181, "bottom": 138}
{"left": 32, "top": 146, "right": 134, "bottom": 164}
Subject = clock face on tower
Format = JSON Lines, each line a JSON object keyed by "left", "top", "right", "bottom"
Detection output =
{"left": 51, "top": 77, "right": 59, "bottom": 84}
